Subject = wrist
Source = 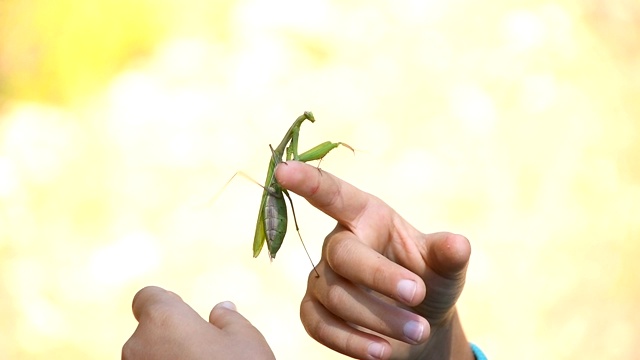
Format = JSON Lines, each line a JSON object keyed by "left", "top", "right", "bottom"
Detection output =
{"left": 409, "top": 309, "right": 474, "bottom": 360}
{"left": 470, "top": 343, "right": 487, "bottom": 360}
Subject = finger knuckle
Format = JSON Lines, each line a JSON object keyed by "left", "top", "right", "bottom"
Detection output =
{"left": 324, "top": 283, "right": 347, "bottom": 309}
{"left": 343, "top": 331, "right": 364, "bottom": 355}
{"left": 304, "top": 313, "right": 327, "bottom": 342}
{"left": 325, "top": 236, "right": 350, "bottom": 270}
{"left": 145, "top": 302, "right": 179, "bottom": 327}
{"left": 121, "top": 339, "right": 136, "bottom": 359}
{"left": 370, "top": 263, "right": 391, "bottom": 289}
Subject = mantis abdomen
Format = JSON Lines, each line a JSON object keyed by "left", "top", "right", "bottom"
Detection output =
{"left": 263, "top": 185, "right": 287, "bottom": 258}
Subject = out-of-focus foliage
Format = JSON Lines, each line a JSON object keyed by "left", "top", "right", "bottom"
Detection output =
{"left": 0, "top": 0, "right": 639, "bottom": 359}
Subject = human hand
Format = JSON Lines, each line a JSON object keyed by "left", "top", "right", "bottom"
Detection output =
{"left": 122, "top": 286, "right": 275, "bottom": 360}
{"left": 275, "top": 161, "right": 473, "bottom": 360}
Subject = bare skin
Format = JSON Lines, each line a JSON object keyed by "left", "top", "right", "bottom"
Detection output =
{"left": 121, "top": 286, "right": 275, "bottom": 360}
{"left": 275, "top": 161, "right": 474, "bottom": 360}
{"left": 122, "top": 161, "right": 474, "bottom": 360}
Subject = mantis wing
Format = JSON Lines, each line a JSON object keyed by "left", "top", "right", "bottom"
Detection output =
{"left": 252, "top": 187, "right": 268, "bottom": 258}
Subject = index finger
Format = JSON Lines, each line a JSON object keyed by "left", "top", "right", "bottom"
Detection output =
{"left": 275, "top": 161, "right": 373, "bottom": 229}
{"left": 131, "top": 286, "right": 185, "bottom": 322}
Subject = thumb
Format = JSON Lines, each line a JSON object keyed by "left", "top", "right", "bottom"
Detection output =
{"left": 424, "top": 232, "right": 471, "bottom": 279}
{"left": 208, "top": 301, "right": 276, "bottom": 360}
{"left": 416, "top": 233, "right": 471, "bottom": 325}
{"left": 209, "top": 301, "right": 253, "bottom": 331}
{"left": 131, "top": 286, "right": 188, "bottom": 322}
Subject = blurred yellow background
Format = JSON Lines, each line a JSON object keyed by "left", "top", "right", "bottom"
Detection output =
{"left": 1, "top": 0, "right": 639, "bottom": 359}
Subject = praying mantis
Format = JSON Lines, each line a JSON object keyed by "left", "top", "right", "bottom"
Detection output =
{"left": 252, "top": 111, "right": 353, "bottom": 270}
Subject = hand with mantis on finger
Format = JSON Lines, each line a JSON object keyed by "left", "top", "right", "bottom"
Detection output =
{"left": 276, "top": 161, "right": 474, "bottom": 360}
{"left": 122, "top": 158, "right": 478, "bottom": 360}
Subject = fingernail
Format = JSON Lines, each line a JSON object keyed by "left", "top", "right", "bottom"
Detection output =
{"left": 397, "top": 279, "right": 417, "bottom": 303}
{"left": 367, "top": 342, "right": 385, "bottom": 360}
{"left": 218, "top": 301, "right": 237, "bottom": 311}
{"left": 403, "top": 320, "right": 424, "bottom": 343}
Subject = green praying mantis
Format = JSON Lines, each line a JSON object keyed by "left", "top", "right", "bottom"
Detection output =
{"left": 215, "top": 112, "right": 353, "bottom": 274}
{"left": 252, "top": 111, "right": 353, "bottom": 268}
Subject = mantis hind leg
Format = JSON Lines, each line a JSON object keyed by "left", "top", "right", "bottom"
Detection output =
{"left": 282, "top": 188, "right": 320, "bottom": 277}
